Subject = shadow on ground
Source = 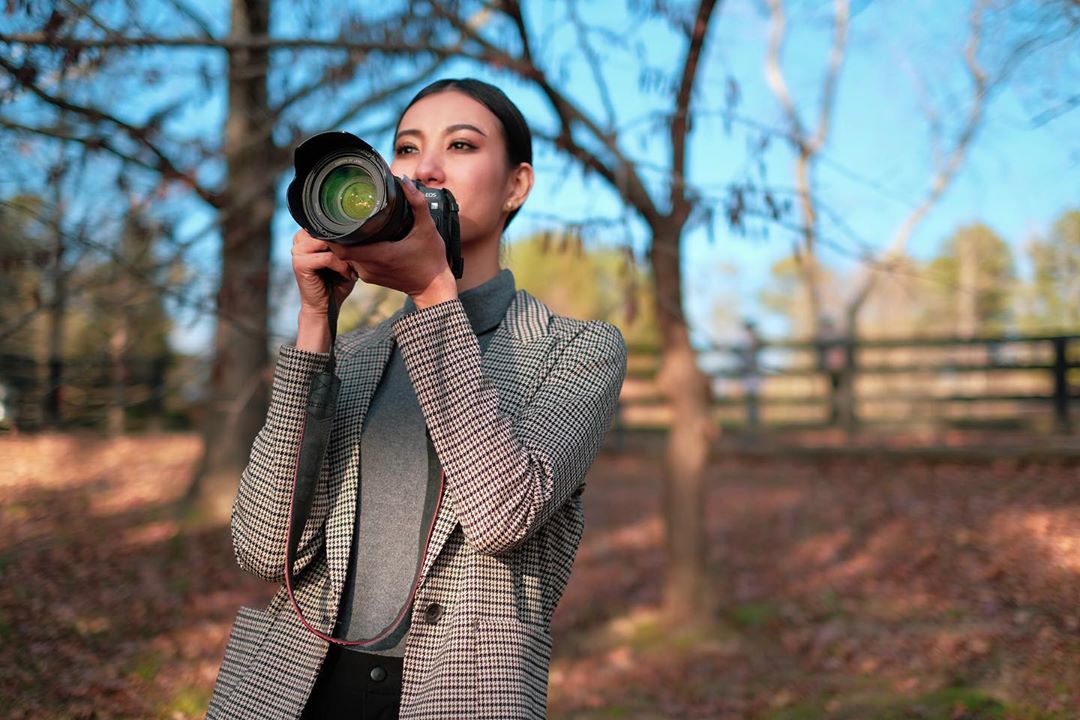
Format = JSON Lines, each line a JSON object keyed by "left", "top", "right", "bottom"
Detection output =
{"left": 550, "top": 451, "right": 1080, "bottom": 719}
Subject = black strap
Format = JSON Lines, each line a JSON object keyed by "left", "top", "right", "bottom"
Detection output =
{"left": 282, "top": 285, "right": 443, "bottom": 647}
{"left": 285, "top": 293, "right": 340, "bottom": 576}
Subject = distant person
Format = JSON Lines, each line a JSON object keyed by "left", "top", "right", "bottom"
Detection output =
{"left": 206, "top": 78, "right": 628, "bottom": 719}
{"left": 817, "top": 316, "right": 846, "bottom": 426}
{"left": 738, "top": 319, "right": 763, "bottom": 431}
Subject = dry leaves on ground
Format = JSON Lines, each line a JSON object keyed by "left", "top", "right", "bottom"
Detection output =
{"left": 1, "top": 434, "right": 1078, "bottom": 719}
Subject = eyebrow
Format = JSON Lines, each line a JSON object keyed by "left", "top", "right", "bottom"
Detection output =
{"left": 396, "top": 123, "right": 489, "bottom": 140}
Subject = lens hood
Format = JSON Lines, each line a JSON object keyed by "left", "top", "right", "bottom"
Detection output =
{"left": 287, "top": 131, "right": 413, "bottom": 245}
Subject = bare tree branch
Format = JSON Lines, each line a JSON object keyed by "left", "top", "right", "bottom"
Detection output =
{"left": 763, "top": 0, "right": 849, "bottom": 334}
{"left": 813, "top": 0, "right": 849, "bottom": 152}
{"left": 1, "top": 118, "right": 175, "bottom": 179}
{"left": 163, "top": 0, "right": 218, "bottom": 39}
{"left": 0, "top": 55, "right": 222, "bottom": 207}
{"left": 424, "top": 0, "right": 662, "bottom": 225}
{"left": 1031, "top": 92, "right": 1080, "bottom": 125}
{"left": 567, "top": 0, "right": 619, "bottom": 132}
{"left": 670, "top": 0, "right": 721, "bottom": 222}
{"left": 845, "top": 0, "right": 989, "bottom": 328}
{"left": 764, "top": 0, "right": 802, "bottom": 140}
{"left": 0, "top": 32, "right": 446, "bottom": 53}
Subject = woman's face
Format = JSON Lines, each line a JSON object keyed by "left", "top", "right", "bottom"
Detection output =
{"left": 391, "top": 91, "right": 530, "bottom": 247}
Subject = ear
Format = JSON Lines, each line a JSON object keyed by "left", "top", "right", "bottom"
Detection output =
{"left": 503, "top": 162, "right": 534, "bottom": 213}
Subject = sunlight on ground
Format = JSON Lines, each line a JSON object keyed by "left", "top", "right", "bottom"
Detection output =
{"left": 991, "top": 508, "right": 1080, "bottom": 574}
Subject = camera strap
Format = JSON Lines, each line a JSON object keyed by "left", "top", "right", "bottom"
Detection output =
{"left": 281, "top": 289, "right": 445, "bottom": 647}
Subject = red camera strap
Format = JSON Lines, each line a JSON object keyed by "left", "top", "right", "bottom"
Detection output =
{"left": 281, "top": 290, "right": 444, "bottom": 646}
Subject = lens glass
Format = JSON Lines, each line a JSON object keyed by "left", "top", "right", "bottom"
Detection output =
{"left": 319, "top": 165, "right": 378, "bottom": 224}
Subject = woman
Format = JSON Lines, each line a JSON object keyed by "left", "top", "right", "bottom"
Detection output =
{"left": 207, "top": 78, "right": 627, "bottom": 720}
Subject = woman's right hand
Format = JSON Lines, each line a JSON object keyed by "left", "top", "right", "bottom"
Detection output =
{"left": 292, "top": 229, "right": 357, "bottom": 352}
{"left": 292, "top": 229, "right": 357, "bottom": 314}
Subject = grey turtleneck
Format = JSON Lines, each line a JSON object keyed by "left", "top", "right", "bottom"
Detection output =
{"left": 336, "top": 269, "right": 516, "bottom": 655}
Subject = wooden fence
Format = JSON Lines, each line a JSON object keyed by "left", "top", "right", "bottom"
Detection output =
{"left": 4, "top": 333, "right": 1078, "bottom": 436}
{"left": 618, "top": 334, "right": 1080, "bottom": 434}
{"left": 0, "top": 352, "right": 173, "bottom": 431}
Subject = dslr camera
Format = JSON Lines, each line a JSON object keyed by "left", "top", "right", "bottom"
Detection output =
{"left": 287, "top": 131, "right": 463, "bottom": 278}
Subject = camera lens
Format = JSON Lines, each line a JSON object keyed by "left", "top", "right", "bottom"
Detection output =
{"left": 288, "top": 132, "right": 423, "bottom": 246}
{"left": 318, "top": 165, "right": 378, "bottom": 225}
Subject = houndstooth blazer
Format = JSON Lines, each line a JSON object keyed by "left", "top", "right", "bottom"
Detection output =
{"left": 206, "top": 289, "right": 627, "bottom": 719}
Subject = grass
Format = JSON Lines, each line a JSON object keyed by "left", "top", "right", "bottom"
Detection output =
{"left": 159, "top": 686, "right": 212, "bottom": 718}
{"left": 730, "top": 600, "right": 779, "bottom": 630}
{"left": 128, "top": 649, "right": 163, "bottom": 683}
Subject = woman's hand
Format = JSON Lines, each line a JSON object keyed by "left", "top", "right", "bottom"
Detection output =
{"left": 342, "top": 177, "right": 459, "bottom": 309}
{"left": 292, "top": 230, "right": 358, "bottom": 312}
{"left": 292, "top": 230, "right": 357, "bottom": 353}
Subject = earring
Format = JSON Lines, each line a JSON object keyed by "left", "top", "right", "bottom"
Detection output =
{"left": 505, "top": 202, "right": 515, "bottom": 211}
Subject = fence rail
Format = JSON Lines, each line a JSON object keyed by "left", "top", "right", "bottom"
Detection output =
{"left": 619, "top": 333, "right": 1080, "bottom": 434}
{"left": 0, "top": 352, "right": 172, "bottom": 431}
{"left": 4, "top": 333, "right": 1078, "bottom": 436}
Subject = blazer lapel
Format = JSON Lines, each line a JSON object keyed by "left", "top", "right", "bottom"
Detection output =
{"left": 417, "top": 290, "right": 554, "bottom": 586}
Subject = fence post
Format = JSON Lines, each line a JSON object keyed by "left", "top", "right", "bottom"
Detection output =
{"left": 44, "top": 355, "right": 62, "bottom": 427}
{"left": 840, "top": 336, "right": 858, "bottom": 432}
{"left": 148, "top": 354, "right": 168, "bottom": 431}
{"left": 1052, "top": 337, "right": 1070, "bottom": 433}
{"left": 739, "top": 323, "right": 763, "bottom": 433}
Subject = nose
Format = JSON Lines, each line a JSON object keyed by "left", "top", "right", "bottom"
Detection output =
{"left": 412, "top": 149, "right": 446, "bottom": 188}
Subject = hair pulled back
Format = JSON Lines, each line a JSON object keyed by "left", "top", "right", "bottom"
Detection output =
{"left": 398, "top": 78, "right": 532, "bottom": 229}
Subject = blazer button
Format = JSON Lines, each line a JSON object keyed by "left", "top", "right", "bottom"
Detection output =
{"left": 424, "top": 602, "right": 444, "bottom": 625}
{"left": 369, "top": 665, "right": 387, "bottom": 683}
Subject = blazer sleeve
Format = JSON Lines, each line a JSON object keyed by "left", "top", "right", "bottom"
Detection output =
{"left": 230, "top": 344, "right": 332, "bottom": 582}
{"left": 394, "top": 299, "right": 627, "bottom": 556}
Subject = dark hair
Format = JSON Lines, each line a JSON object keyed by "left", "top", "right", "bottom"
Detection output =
{"left": 397, "top": 78, "right": 532, "bottom": 230}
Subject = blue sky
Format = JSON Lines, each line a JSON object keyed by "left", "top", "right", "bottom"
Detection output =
{"left": 130, "top": 0, "right": 1079, "bottom": 353}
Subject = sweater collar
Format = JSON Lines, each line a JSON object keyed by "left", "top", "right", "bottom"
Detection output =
{"left": 404, "top": 268, "right": 516, "bottom": 336}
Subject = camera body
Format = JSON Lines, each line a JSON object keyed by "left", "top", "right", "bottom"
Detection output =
{"left": 418, "top": 185, "right": 462, "bottom": 276}
{"left": 286, "top": 131, "right": 463, "bottom": 278}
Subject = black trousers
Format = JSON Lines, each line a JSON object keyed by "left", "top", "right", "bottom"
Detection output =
{"left": 300, "top": 645, "right": 403, "bottom": 720}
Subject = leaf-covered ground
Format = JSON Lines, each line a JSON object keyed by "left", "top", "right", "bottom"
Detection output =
{"left": 1, "top": 434, "right": 1078, "bottom": 719}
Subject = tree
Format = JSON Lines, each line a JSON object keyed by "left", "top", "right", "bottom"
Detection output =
{"left": 0, "top": 193, "right": 49, "bottom": 429}
{"left": 1, "top": 1, "right": 446, "bottom": 517}
{"left": 0, "top": 194, "right": 48, "bottom": 354}
{"left": 759, "top": 0, "right": 1074, "bottom": 342}
{"left": 760, "top": 254, "right": 839, "bottom": 339}
{"left": 763, "top": 0, "right": 849, "bottom": 341}
{"left": 367, "top": 0, "right": 725, "bottom": 622}
{"left": 925, "top": 223, "right": 1015, "bottom": 337}
{"left": 1024, "top": 209, "right": 1080, "bottom": 332}
{"left": 68, "top": 204, "right": 175, "bottom": 433}
{"left": 506, "top": 233, "right": 659, "bottom": 349}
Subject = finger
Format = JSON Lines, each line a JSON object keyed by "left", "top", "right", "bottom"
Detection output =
{"left": 292, "top": 234, "right": 332, "bottom": 255}
{"left": 400, "top": 176, "right": 434, "bottom": 223}
{"left": 295, "top": 248, "right": 354, "bottom": 280}
{"left": 292, "top": 228, "right": 317, "bottom": 245}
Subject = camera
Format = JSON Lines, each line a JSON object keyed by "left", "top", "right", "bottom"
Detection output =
{"left": 286, "top": 131, "right": 463, "bottom": 278}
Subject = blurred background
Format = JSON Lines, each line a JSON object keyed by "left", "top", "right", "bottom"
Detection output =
{"left": 1, "top": 0, "right": 1079, "bottom": 718}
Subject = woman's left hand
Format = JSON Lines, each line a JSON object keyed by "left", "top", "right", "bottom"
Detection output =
{"left": 342, "top": 176, "right": 459, "bottom": 309}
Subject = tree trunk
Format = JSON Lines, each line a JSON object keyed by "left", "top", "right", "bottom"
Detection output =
{"left": 44, "top": 201, "right": 65, "bottom": 429}
{"left": 188, "top": 0, "right": 273, "bottom": 521}
{"left": 650, "top": 222, "right": 716, "bottom": 623}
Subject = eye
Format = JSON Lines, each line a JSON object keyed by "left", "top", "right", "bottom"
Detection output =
{"left": 395, "top": 143, "right": 417, "bottom": 156}
{"left": 449, "top": 139, "right": 476, "bottom": 151}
